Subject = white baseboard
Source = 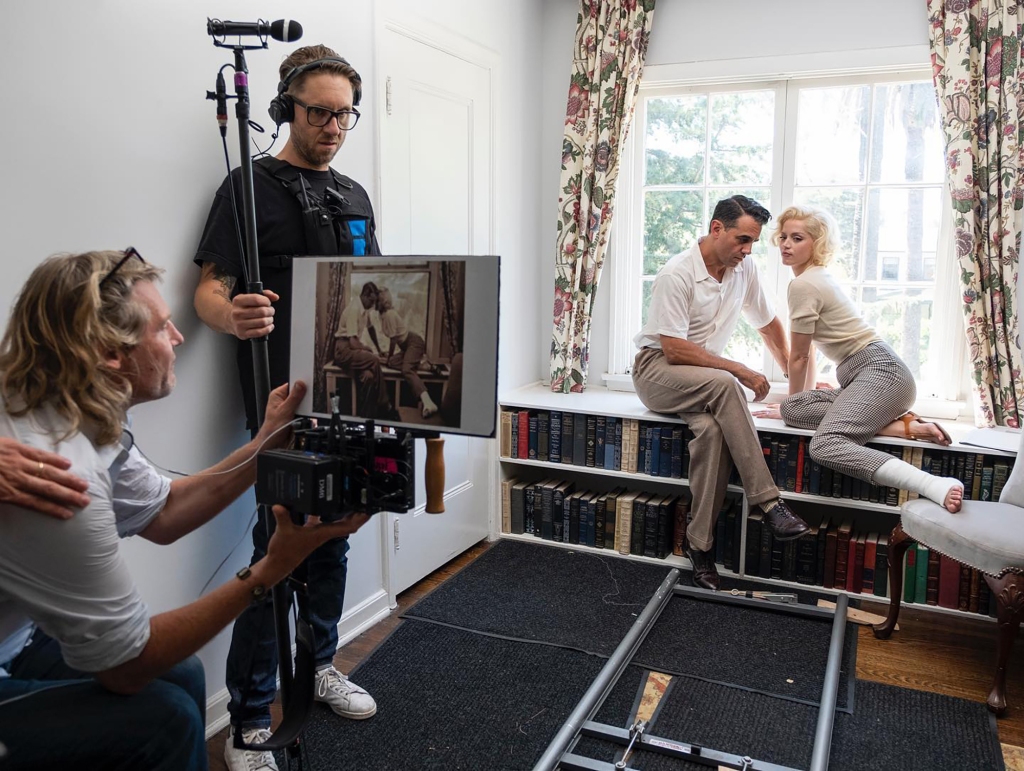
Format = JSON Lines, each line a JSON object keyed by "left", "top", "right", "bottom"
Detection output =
{"left": 204, "top": 588, "right": 394, "bottom": 739}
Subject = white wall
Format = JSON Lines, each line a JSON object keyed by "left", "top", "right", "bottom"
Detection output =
{"left": 0, "top": 0, "right": 543, "bottom": 730}
{"left": 537, "top": 0, "right": 931, "bottom": 382}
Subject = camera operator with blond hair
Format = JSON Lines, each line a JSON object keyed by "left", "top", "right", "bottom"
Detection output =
{"left": 0, "top": 249, "right": 369, "bottom": 770}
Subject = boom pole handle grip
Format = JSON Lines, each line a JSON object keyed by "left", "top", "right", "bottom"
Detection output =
{"left": 424, "top": 437, "right": 445, "bottom": 514}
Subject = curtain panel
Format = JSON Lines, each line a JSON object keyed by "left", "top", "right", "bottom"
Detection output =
{"left": 549, "top": 0, "right": 656, "bottom": 393}
{"left": 928, "top": 0, "right": 1024, "bottom": 426}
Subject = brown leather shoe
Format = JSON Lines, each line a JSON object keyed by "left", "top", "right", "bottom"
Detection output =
{"left": 763, "top": 500, "right": 810, "bottom": 541}
{"left": 684, "top": 544, "right": 721, "bottom": 591}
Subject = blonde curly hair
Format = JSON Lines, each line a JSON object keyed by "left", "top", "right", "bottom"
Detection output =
{"left": 771, "top": 205, "right": 840, "bottom": 267}
{"left": 0, "top": 250, "right": 164, "bottom": 446}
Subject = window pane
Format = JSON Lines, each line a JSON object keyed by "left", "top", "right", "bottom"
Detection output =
{"left": 859, "top": 286, "right": 935, "bottom": 382}
{"left": 795, "top": 85, "right": 870, "bottom": 185}
{"left": 641, "top": 278, "right": 655, "bottom": 327}
{"left": 870, "top": 83, "right": 944, "bottom": 184}
{"left": 644, "top": 95, "right": 707, "bottom": 185}
{"left": 643, "top": 190, "right": 703, "bottom": 275}
{"left": 863, "top": 188, "right": 942, "bottom": 282}
{"left": 722, "top": 316, "right": 766, "bottom": 373}
{"left": 708, "top": 91, "right": 775, "bottom": 185}
{"left": 792, "top": 187, "right": 864, "bottom": 282}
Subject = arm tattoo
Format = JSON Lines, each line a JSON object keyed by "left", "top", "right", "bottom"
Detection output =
{"left": 202, "top": 262, "right": 237, "bottom": 301}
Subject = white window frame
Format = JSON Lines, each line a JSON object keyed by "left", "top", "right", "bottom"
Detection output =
{"left": 606, "top": 63, "right": 967, "bottom": 409}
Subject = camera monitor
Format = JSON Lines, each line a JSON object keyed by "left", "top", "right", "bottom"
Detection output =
{"left": 290, "top": 255, "right": 500, "bottom": 437}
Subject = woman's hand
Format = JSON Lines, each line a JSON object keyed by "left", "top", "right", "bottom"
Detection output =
{"left": 751, "top": 404, "right": 782, "bottom": 420}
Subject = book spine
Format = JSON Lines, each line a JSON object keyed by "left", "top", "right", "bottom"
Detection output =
{"left": 549, "top": 411, "right": 562, "bottom": 464}
{"left": 573, "top": 413, "right": 587, "bottom": 468}
{"left": 517, "top": 410, "right": 529, "bottom": 459}
{"left": 499, "top": 411, "right": 512, "bottom": 457}
{"left": 510, "top": 484, "right": 525, "bottom": 535}
{"left": 903, "top": 544, "right": 917, "bottom": 603}
{"left": 536, "top": 411, "right": 549, "bottom": 462}
{"left": 672, "top": 497, "right": 689, "bottom": 556}
{"left": 658, "top": 427, "right": 673, "bottom": 478}
{"left": 594, "top": 496, "right": 606, "bottom": 549}
{"left": 585, "top": 415, "right": 597, "bottom": 467}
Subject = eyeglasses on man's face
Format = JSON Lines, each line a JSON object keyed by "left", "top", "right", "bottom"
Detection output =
{"left": 291, "top": 96, "right": 360, "bottom": 130}
{"left": 99, "top": 246, "right": 145, "bottom": 288}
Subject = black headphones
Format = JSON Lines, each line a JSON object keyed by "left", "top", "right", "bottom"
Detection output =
{"left": 268, "top": 57, "right": 362, "bottom": 126}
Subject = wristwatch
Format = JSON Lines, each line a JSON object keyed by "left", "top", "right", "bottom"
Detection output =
{"left": 236, "top": 566, "right": 267, "bottom": 602}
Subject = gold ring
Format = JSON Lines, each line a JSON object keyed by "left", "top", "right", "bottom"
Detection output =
{"left": 37, "top": 461, "right": 44, "bottom": 477}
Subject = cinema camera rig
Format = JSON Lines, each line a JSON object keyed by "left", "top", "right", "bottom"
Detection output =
{"left": 255, "top": 395, "right": 419, "bottom": 521}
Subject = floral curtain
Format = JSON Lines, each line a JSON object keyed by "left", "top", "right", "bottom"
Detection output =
{"left": 441, "top": 262, "right": 463, "bottom": 356}
{"left": 928, "top": 0, "right": 1024, "bottom": 427}
{"left": 314, "top": 262, "right": 349, "bottom": 409}
{"left": 549, "top": 0, "right": 656, "bottom": 393}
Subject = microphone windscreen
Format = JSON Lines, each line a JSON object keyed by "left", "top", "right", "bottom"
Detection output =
{"left": 270, "top": 19, "right": 303, "bottom": 43}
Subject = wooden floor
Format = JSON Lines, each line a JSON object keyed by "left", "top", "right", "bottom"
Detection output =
{"left": 207, "top": 541, "right": 1024, "bottom": 769}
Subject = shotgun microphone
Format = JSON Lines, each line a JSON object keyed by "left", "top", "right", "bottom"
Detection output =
{"left": 207, "top": 19, "right": 303, "bottom": 43}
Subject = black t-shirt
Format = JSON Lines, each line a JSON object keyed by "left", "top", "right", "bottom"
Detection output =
{"left": 194, "top": 158, "right": 380, "bottom": 427}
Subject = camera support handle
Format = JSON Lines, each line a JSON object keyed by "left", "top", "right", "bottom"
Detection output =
{"left": 424, "top": 434, "right": 445, "bottom": 514}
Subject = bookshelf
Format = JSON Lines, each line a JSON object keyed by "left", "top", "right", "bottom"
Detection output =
{"left": 496, "top": 382, "right": 1018, "bottom": 621}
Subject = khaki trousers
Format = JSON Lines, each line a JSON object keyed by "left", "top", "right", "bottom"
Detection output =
{"left": 632, "top": 347, "right": 778, "bottom": 551}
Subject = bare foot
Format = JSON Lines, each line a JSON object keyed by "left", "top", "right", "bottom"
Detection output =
{"left": 877, "top": 416, "right": 952, "bottom": 445}
{"left": 945, "top": 484, "right": 964, "bottom": 513}
{"left": 908, "top": 419, "right": 952, "bottom": 445}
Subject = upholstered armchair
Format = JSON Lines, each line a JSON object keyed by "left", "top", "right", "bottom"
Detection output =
{"left": 872, "top": 428, "right": 1024, "bottom": 715}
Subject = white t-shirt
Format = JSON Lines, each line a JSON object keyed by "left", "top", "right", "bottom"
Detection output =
{"left": 0, "top": 401, "right": 170, "bottom": 675}
{"left": 633, "top": 242, "right": 776, "bottom": 355}
{"left": 787, "top": 265, "right": 880, "bottom": 364}
{"left": 334, "top": 301, "right": 370, "bottom": 339}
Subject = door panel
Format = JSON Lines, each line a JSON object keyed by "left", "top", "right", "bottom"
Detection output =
{"left": 380, "top": 27, "right": 493, "bottom": 594}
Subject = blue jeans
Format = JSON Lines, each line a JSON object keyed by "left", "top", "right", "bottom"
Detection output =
{"left": 0, "top": 632, "right": 206, "bottom": 770}
{"left": 225, "top": 507, "right": 350, "bottom": 729}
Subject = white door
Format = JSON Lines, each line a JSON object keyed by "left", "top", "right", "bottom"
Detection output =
{"left": 378, "top": 25, "right": 495, "bottom": 594}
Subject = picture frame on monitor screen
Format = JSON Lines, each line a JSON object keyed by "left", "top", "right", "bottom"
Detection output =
{"left": 290, "top": 255, "right": 500, "bottom": 437}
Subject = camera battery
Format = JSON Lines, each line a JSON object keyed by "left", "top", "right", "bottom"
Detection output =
{"left": 256, "top": 449, "right": 347, "bottom": 518}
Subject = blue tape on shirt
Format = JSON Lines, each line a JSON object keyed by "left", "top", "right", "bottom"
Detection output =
{"left": 349, "top": 220, "right": 367, "bottom": 256}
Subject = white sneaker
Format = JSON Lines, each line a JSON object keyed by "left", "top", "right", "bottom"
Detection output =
{"left": 223, "top": 725, "right": 279, "bottom": 771}
{"left": 314, "top": 666, "right": 377, "bottom": 719}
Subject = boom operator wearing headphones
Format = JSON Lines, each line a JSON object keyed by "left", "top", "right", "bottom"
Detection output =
{"left": 0, "top": 250, "right": 369, "bottom": 770}
{"left": 193, "top": 45, "right": 384, "bottom": 771}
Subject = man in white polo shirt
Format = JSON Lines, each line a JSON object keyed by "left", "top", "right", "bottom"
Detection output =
{"left": 632, "top": 196, "right": 809, "bottom": 591}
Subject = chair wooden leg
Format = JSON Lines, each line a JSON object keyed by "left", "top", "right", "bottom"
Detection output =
{"left": 983, "top": 572, "right": 1024, "bottom": 716}
{"left": 873, "top": 523, "right": 913, "bottom": 640}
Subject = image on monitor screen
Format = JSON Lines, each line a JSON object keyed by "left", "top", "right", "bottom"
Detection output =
{"left": 290, "top": 255, "right": 499, "bottom": 437}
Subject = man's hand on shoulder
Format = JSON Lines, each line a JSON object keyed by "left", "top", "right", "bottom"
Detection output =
{"left": 0, "top": 438, "right": 90, "bottom": 519}
{"left": 256, "top": 381, "right": 307, "bottom": 451}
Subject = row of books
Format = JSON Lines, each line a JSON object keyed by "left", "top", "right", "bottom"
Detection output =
{"left": 727, "top": 514, "right": 889, "bottom": 595}
{"left": 499, "top": 408, "right": 1016, "bottom": 507}
{"left": 500, "top": 473, "right": 998, "bottom": 617}
{"left": 762, "top": 433, "right": 1014, "bottom": 505}
{"left": 499, "top": 409, "right": 695, "bottom": 478}
{"left": 719, "top": 512, "right": 997, "bottom": 616}
{"left": 900, "top": 543, "right": 997, "bottom": 616}
{"left": 499, "top": 477, "right": 690, "bottom": 559}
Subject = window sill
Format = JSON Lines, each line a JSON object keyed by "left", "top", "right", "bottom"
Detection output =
{"left": 601, "top": 373, "right": 969, "bottom": 421}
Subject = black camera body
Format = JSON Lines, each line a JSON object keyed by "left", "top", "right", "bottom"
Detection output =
{"left": 256, "top": 417, "right": 415, "bottom": 521}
